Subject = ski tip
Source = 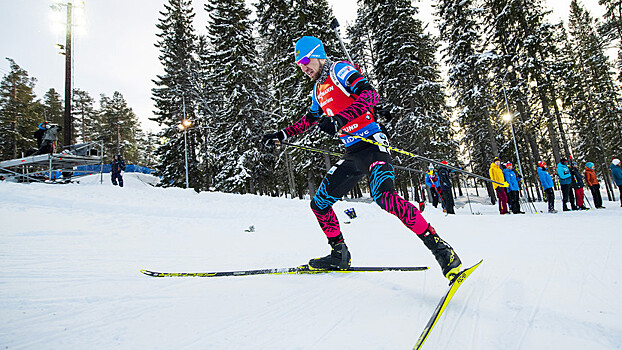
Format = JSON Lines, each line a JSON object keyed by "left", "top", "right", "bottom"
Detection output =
{"left": 449, "top": 259, "right": 483, "bottom": 285}
{"left": 140, "top": 269, "right": 161, "bottom": 277}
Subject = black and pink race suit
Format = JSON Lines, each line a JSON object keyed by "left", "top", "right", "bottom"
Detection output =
{"left": 282, "top": 61, "right": 429, "bottom": 239}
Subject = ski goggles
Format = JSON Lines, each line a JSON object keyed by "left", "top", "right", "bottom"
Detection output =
{"left": 296, "top": 43, "right": 321, "bottom": 66}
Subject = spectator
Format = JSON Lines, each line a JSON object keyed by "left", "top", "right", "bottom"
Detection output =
{"left": 111, "top": 154, "right": 126, "bottom": 187}
{"left": 584, "top": 162, "right": 604, "bottom": 209}
{"left": 503, "top": 162, "right": 524, "bottom": 214}
{"left": 537, "top": 161, "right": 557, "bottom": 213}
{"left": 569, "top": 161, "right": 587, "bottom": 210}
{"left": 424, "top": 164, "right": 441, "bottom": 208}
{"left": 438, "top": 161, "right": 455, "bottom": 214}
{"left": 489, "top": 157, "right": 510, "bottom": 214}
{"left": 34, "top": 122, "right": 47, "bottom": 150}
{"left": 33, "top": 122, "right": 61, "bottom": 155}
{"left": 557, "top": 158, "right": 576, "bottom": 211}
{"left": 611, "top": 158, "right": 622, "bottom": 207}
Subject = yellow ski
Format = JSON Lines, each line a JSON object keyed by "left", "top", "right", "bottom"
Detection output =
{"left": 141, "top": 265, "right": 428, "bottom": 278}
{"left": 413, "top": 259, "right": 483, "bottom": 350}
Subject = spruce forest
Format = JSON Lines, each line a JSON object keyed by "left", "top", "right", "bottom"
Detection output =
{"left": 1, "top": 0, "right": 621, "bottom": 202}
{"left": 0, "top": 58, "right": 153, "bottom": 165}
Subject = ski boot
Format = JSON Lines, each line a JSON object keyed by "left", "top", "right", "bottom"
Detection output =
{"left": 419, "top": 225, "right": 462, "bottom": 281}
{"left": 309, "top": 234, "right": 351, "bottom": 270}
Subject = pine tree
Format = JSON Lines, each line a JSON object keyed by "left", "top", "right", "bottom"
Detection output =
{"left": 0, "top": 58, "right": 40, "bottom": 160}
{"left": 598, "top": 0, "right": 622, "bottom": 79}
{"left": 480, "top": 0, "right": 568, "bottom": 200}
{"left": 193, "top": 34, "right": 219, "bottom": 189}
{"left": 151, "top": 0, "right": 201, "bottom": 189}
{"left": 359, "top": 0, "right": 458, "bottom": 196}
{"left": 516, "top": 0, "right": 574, "bottom": 198}
{"left": 42, "top": 88, "right": 64, "bottom": 145}
{"left": 136, "top": 131, "right": 158, "bottom": 168}
{"left": 517, "top": 0, "right": 572, "bottom": 161}
{"left": 346, "top": 5, "right": 378, "bottom": 84}
{"left": 255, "top": 0, "right": 341, "bottom": 197}
{"left": 565, "top": 0, "right": 622, "bottom": 199}
{"left": 93, "top": 91, "right": 142, "bottom": 163}
{"left": 72, "top": 88, "right": 96, "bottom": 143}
{"left": 436, "top": 0, "right": 499, "bottom": 200}
{"left": 204, "top": 0, "right": 269, "bottom": 194}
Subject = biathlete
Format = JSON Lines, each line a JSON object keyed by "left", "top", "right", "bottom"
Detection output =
{"left": 262, "top": 36, "right": 462, "bottom": 280}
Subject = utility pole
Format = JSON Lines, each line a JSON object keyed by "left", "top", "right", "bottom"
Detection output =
{"left": 63, "top": 3, "right": 73, "bottom": 148}
{"left": 12, "top": 75, "right": 17, "bottom": 159}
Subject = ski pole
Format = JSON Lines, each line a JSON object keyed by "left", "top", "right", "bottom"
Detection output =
{"left": 278, "top": 141, "right": 426, "bottom": 174}
{"left": 520, "top": 181, "right": 539, "bottom": 214}
{"left": 279, "top": 141, "right": 342, "bottom": 158}
{"left": 433, "top": 186, "right": 445, "bottom": 210}
{"left": 463, "top": 177, "right": 474, "bottom": 215}
{"left": 583, "top": 186, "right": 593, "bottom": 208}
{"left": 339, "top": 130, "right": 506, "bottom": 187}
{"left": 584, "top": 194, "right": 593, "bottom": 208}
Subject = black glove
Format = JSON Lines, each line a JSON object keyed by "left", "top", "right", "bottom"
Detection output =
{"left": 261, "top": 131, "right": 285, "bottom": 146}
{"left": 317, "top": 115, "right": 347, "bottom": 136}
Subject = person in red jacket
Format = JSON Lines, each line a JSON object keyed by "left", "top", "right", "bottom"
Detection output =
{"left": 261, "top": 36, "right": 462, "bottom": 281}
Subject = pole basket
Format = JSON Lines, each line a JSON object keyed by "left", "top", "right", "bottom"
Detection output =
{"left": 344, "top": 208, "right": 357, "bottom": 219}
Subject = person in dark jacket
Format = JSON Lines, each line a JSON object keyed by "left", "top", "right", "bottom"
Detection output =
{"left": 503, "top": 162, "right": 524, "bottom": 214}
{"left": 111, "top": 154, "right": 125, "bottom": 187}
{"left": 557, "top": 158, "right": 576, "bottom": 211}
{"left": 611, "top": 158, "right": 622, "bottom": 207}
{"left": 537, "top": 161, "right": 557, "bottom": 213}
{"left": 584, "top": 162, "right": 604, "bottom": 208}
{"left": 34, "top": 122, "right": 47, "bottom": 149}
{"left": 569, "top": 161, "right": 587, "bottom": 210}
{"left": 33, "top": 122, "right": 60, "bottom": 155}
{"left": 437, "top": 161, "right": 455, "bottom": 214}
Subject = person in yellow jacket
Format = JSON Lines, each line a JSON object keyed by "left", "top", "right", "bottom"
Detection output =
{"left": 489, "top": 157, "right": 510, "bottom": 214}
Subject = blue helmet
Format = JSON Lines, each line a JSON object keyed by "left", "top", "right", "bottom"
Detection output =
{"left": 294, "top": 36, "right": 326, "bottom": 63}
{"left": 586, "top": 162, "right": 594, "bottom": 169}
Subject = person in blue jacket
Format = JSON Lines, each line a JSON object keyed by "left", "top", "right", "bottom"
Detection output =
{"left": 503, "top": 162, "right": 524, "bottom": 214}
{"left": 537, "top": 161, "right": 557, "bottom": 213}
{"left": 611, "top": 158, "right": 622, "bottom": 207}
{"left": 424, "top": 164, "right": 441, "bottom": 208}
{"left": 557, "top": 158, "right": 576, "bottom": 211}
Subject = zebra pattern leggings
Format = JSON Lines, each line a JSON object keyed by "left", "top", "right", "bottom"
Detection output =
{"left": 310, "top": 141, "right": 429, "bottom": 239}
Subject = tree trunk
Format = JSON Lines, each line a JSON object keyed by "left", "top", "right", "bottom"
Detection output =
{"left": 547, "top": 79, "right": 572, "bottom": 159}
{"left": 307, "top": 170, "right": 316, "bottom": 199}
{"left": 456, "top": 174, "right": 463, "bottom": 196}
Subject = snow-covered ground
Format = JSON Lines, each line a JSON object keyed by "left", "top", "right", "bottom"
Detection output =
{"left": 1, "top": 174, "right": 621, "bottom": 349}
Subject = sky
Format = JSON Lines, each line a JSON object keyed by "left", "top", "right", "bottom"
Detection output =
{"left": 0, "top": 0, "right": 607, "bottom": 133}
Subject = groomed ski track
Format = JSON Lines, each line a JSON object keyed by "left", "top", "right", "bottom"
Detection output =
{"left": 1, "top": 174, "right": 620, "bottom": 349}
